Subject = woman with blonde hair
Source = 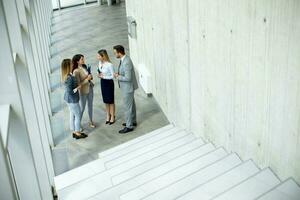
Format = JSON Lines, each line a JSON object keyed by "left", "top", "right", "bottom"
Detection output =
{"left": 61, "top": 58, "right": 87, "bottom": 139}
{"left": 97, "top": 49, "right": 115, "bottom": 124}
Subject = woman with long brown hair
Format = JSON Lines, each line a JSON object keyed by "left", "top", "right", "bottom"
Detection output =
{"left": 61, "top": 58, "right": 87, "bottom": 139}
{"left": 97, "top": 49, "right": 115, "bottom": 124}
{"left": 72, "top": 54, "right": 94, "bottom": 129}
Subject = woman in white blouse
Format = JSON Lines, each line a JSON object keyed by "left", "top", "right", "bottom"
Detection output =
{"left": 97, "top": 49, "right": 115, "bottom": 124}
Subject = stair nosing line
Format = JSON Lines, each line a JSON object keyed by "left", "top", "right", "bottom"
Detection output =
{"left": 57, "top": 131, "right": 191, "bottom": 192}
{"left": 105, "top": 132, "right": 195, "bottom": 169}
{"left": 253, "top": 168, "right": 283, "bottom": 200}
{"left": 99, "top": 125, "right": 174, "bottom": 158}
{"left": 102, "top": 128, "right": 184, "bottom": 163}
{"left": 254, "top": 177, "right": 300, "bottom": 200}
{"left": 292, "top": 177, "right": 300, "bottom": 188}
{"left": 120, "top": 148, "right": 230, "bottom": 200}
{"left": 139, "top": 153, "right": 240, "bottom": 200}
{"left": 174, "top": 159, "right": 256, "bottom": 200}
{"left": 86, "top": 144, "right": 219, "bottom": 200}
{"left": 110, "top": 136, "right": 203, "bottom": 181}
{"left": 99, "top": 125, "right": 174, "bottom": 157}
{"left": 209, "top": 167, "right": 270, "bottom": 200}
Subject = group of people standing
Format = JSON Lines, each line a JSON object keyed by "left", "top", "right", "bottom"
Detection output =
{"left": 61, "top": 45, "right": 138, "bottom": 139}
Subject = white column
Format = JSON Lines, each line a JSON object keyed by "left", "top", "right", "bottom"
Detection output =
{"left": 0, "top": 0, "right": 44, "bottom": 199}
{"left": 57, "top": 0, "right": 61, "bottom": 9}
{"left": 1, "top": 0, "right": 54, "bottom": 199}
{"left": 32, "top": 0, "right": 52, "bottom": 75}
{"left": 28, "top": 0, "right": 53, "bottom": 115}
{"left": 0, "top": 106, "right": 17, "bottom": 200}
{"left": 16, "top": 0, "right": 55, "bottom": 181}
{"left": 24, "top": 4, "right": 55, "bottom": 147}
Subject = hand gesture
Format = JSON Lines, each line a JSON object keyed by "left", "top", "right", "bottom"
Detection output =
{"left": 113, "top": 73, "right": 119, "bottom": 78}
{"left": 97, "top": 73, "right": 103, "bottom": 78}
{"left": 87, "top": 74, "right": 92, "bottom": 80}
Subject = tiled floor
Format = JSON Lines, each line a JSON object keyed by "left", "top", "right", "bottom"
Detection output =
{"left": 49, "top": 2, "right": 169, "bottom": 175}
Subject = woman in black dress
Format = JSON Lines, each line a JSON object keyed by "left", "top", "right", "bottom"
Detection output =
{"left": 97, "top": 49, "right": 115, "bottom": 124}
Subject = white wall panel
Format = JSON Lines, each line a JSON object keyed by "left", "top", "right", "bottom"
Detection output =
{"left": 126, "top": 0, "right": 300, "bottom": 183}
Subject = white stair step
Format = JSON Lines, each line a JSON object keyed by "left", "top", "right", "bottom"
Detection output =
{"left": 176, "top": 160, "right": 260, "bottom": 200}
{"left": 88, "top": 143, "right": 217, "bottom": 200}
{"left": 54, "top": 158, "right": 105, "bottom": 190}
{"left": 99, "top": 124, "right": 173, "bottom": 158}
{"left": 57, "top": 136, "right": 210, "bottom": 200}
{"left": 120, "top": 148, "right": 231, "bottom": 200}
{"left": 56, "top": 132, "right": 194, "bottom": 193}
{"left": 55, "top": 127, "right": 184, "bottom": 193}
{"left": 99, "top": 127, "right": 181, "bottom": 163}
{"left": 258, "top": 178, "right": 300, "bottom": 200}
{"left": 105, "top": 130, "right": 193, "bottom": 169}
{"left": 111, "top": 137, "right": 204, "bottom": 185}
{"left": 213, "top": 168, "right": 281, "bottom": 200}
{"left": 57, "top": 168, "right": 113, "bottom": 200}
{"left": 131, "top": 153, "right": 242, "bottom": 200}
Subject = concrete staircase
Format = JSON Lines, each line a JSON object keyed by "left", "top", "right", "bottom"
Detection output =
{"left": 54, "top": 124, "right": 300, "bottom": 200}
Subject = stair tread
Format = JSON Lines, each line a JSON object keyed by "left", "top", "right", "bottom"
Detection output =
{"left": 111, "top": 137, "right": 204, "bottom": 185}
{"left": 58, "top": 131, "right": 196, "bottom": 198}
{"left": 177, "top": 160, "right": 260, "bottom": 200}
{"left": 55, "top": 125, "right": 298, "bottom": 200}
{"left": 120, "top": 148, "right": 233, "bottom": 200}
{"left": 62, "top": 142, "right": 216, "bottom": 200}
{"left": 54, "top": 158, "right": 105, "bottom": 191}
{"left": 258, "top": 178, "right": 300, "bottom": 200}
{"left": 98, "top": 124, "right": 173, "bottom": 158}
{"left": 55, "top": 129, "right": 187, "bottom": 191}
{"left": 99, "top": 127, "right": 182, "bottom": 163}
{"left": 213, "top": 168, "right": 281, "bottom": 200}
{"left": 105, "top": 130, "right": 195, "bottom": 169}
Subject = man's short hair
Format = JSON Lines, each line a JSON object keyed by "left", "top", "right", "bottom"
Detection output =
{"left": 113, "top": 45, "right": 125, "bottom": 55}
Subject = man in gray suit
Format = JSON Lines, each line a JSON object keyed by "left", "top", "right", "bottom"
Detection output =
{"left": 113, "top": 45, "right": 138, "bottom": 134}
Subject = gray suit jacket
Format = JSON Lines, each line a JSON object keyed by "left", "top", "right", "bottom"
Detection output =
{"left": 118, "top": 55, "right": 138, "bottom": 93}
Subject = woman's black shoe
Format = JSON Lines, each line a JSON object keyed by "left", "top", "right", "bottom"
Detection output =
{"left": 80, "top": 133, "right": 88, "bottom": 138}
{"left": 73, "top": 133, "right": 87, "bottom": 139}
{"left": 72, "top": 133, "right": 80, "bottom": 139}
{"left": 106, "top": 115, "right": 111, "bottom": 124}
{"left": 109, "top": 121, "right": 115, "bottom": 125}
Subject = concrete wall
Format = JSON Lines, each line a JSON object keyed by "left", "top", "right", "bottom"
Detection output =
{"left": 126, "top": 0, "right": 300, "bottom": 183}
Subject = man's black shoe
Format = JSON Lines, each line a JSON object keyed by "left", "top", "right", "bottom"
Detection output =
{"left": 122, "top": 122, "right": 137, "bottom": 127}
{"left": 119, "top": 127, "right": 134, "bottom": 134}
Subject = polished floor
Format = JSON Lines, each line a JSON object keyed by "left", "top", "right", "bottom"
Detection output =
{"left": 49, "top": 2, "right": 169, "bottom": 175}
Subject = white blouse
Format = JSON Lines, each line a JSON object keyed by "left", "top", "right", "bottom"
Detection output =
{"left": 98, "top": 61, "right": 114, "bottom": 80}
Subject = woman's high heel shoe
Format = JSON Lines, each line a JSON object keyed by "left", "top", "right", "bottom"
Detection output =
{"left": 109, "top": 116, "right": 115, "bottom": 125}
{"left": 106, "top": 115, "right": 111, "bottom": 124}
{"left": 89, "top": 122, "right": 96, "bottom": 128}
